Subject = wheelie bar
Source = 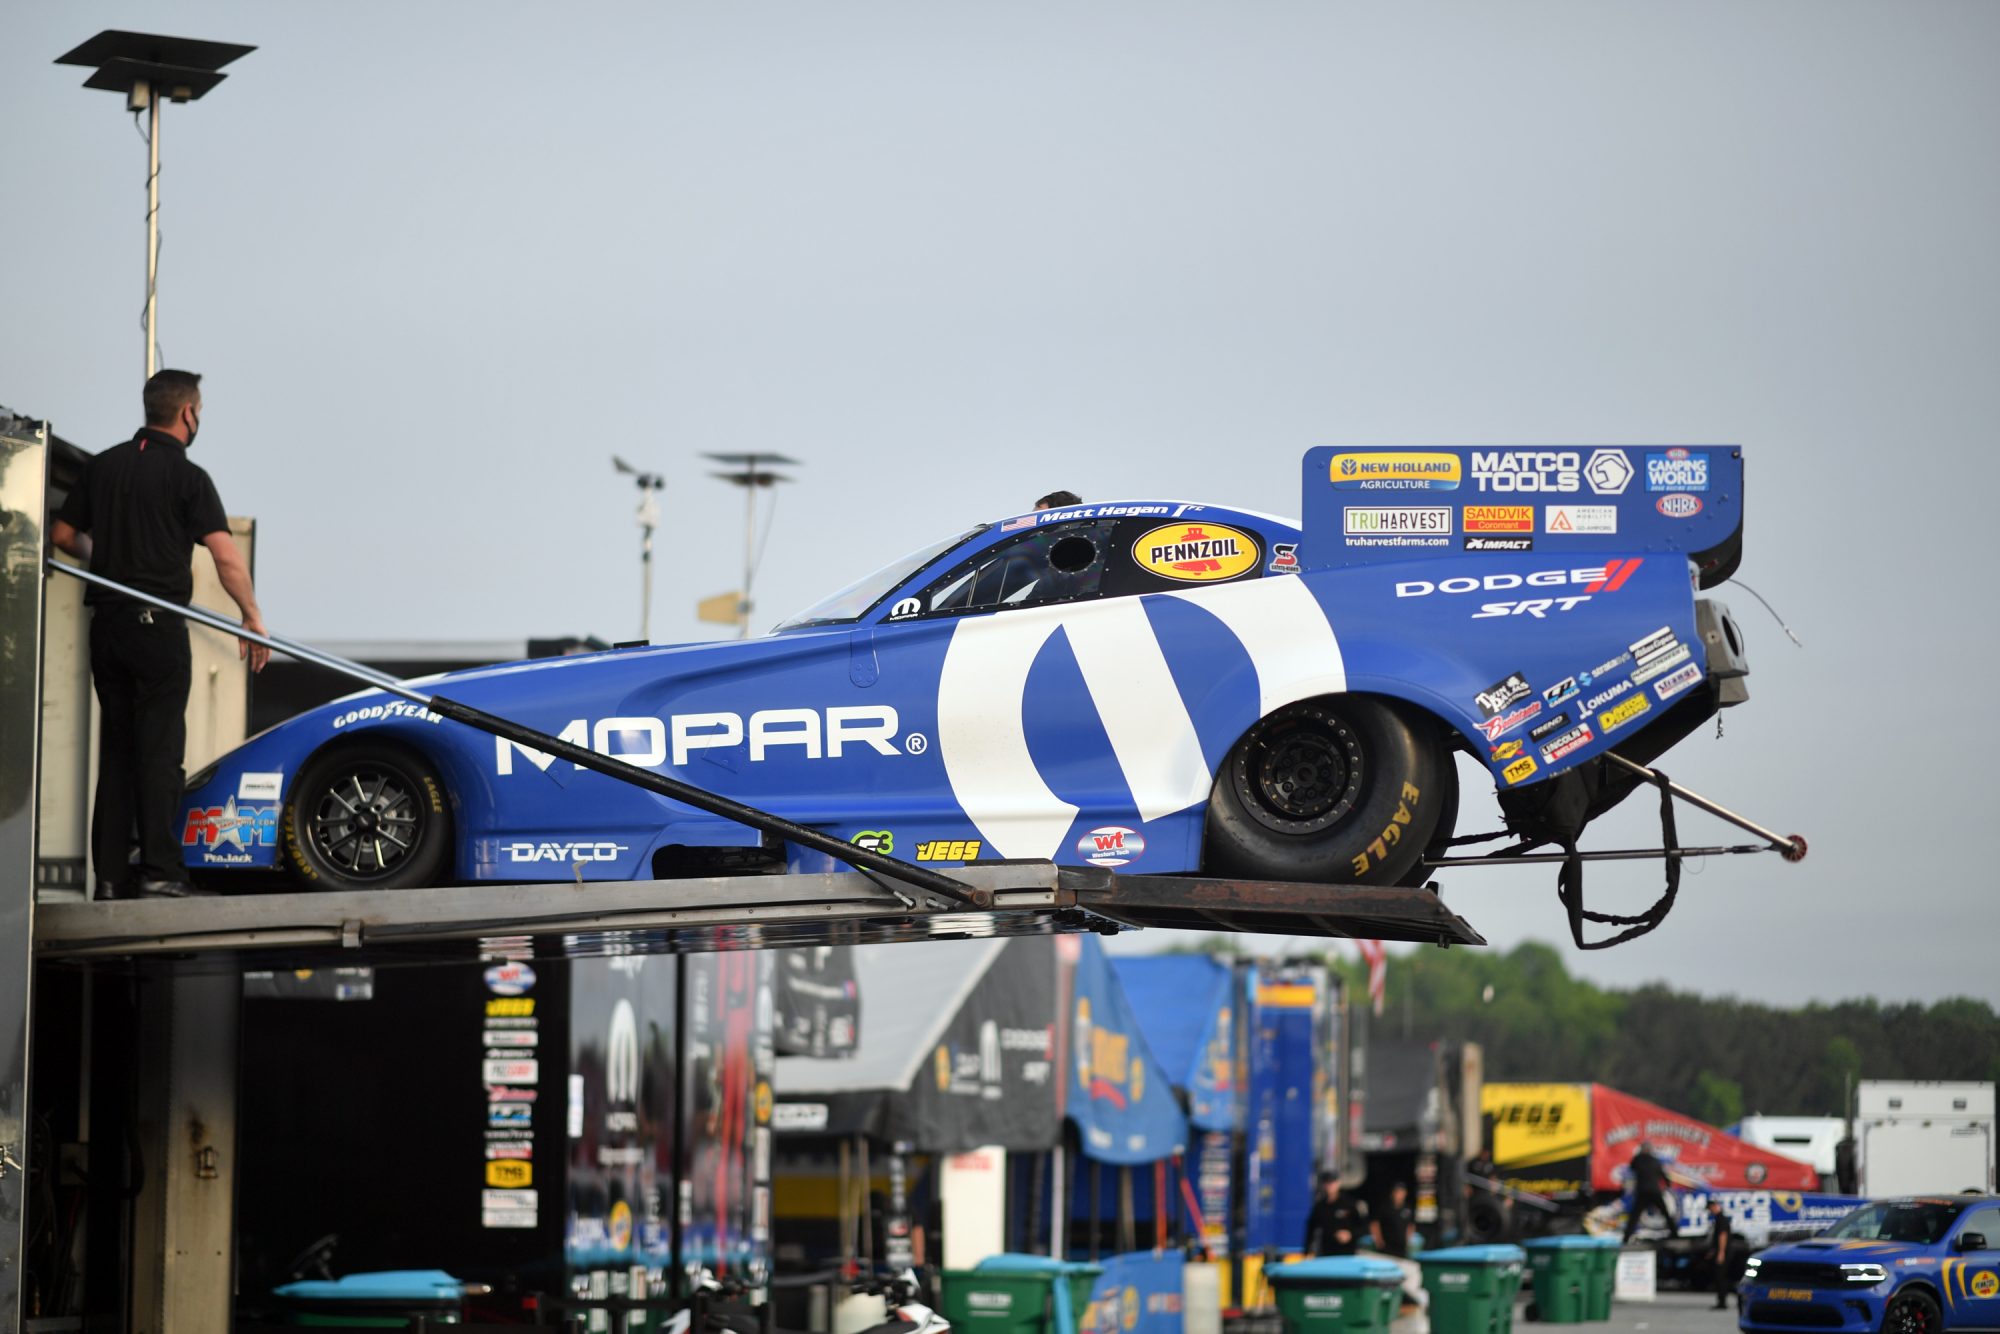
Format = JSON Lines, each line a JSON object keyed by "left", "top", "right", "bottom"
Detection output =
{"left": 1598, "top": 750, "right": 1807, "bottom": 862}
{"left": 44, "top": 561, "right": 995, "bottom": 910}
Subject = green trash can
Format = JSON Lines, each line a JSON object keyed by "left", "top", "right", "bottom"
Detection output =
{"left": 1266, "top": 1256, "right": 1405, "bottom": 1334}
{"left": 942, "top": 1254, "right": 1103, "bottom": 1334}
{"left": 1521, "top": 1237, "right": 1615, "bottom": 1323}
{"left": 270, "top": 1269, "right": 471, "bottom": 1326}
{"left": 1417, "top": 1245, "right": 1525, "bottom": 1334}
{"left": 1584, "top": 1243, "right": 1623, "bottom": 1320}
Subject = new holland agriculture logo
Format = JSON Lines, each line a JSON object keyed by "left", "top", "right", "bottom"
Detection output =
{"left": 1329, "top": 452, "right": 1462, "bottom": 491}
{"left": 1132, "top": 523, "right": 1259, "bottom": 582}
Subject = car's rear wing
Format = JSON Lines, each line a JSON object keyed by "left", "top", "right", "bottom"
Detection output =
{"left": 1299, "top": 446, "right": 1743, "bottom": 589}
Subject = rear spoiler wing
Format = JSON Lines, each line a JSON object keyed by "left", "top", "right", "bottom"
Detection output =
{"left": 1300, "top": 446, "right": 1743, "bottom": 589}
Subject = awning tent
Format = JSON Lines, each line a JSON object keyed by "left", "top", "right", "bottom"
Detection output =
{"left": 1110, "top": 954, "right": 1236, "bottom": 1131}
{"left": 773, "top": 937, "right": 1059, "bottom": 1152}
{"left": 1067, "top": 937, "right": 1188, "bottom": 1164}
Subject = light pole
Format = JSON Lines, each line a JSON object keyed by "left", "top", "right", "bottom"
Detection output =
{"left": 704, "top": 453, "right": 798, "bottom": 638}
{"left": 612, "top": 456, "right": 666, "bottom": 642}
{"left": 56, "top": 30, "right": 255, "bottom": 379}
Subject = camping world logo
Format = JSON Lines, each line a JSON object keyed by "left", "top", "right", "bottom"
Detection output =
{"left": 1133, "top": 523, "right": 1259, "bottom": 583}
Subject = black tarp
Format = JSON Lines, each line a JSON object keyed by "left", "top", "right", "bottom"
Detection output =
{"left": 773, "top": 946, "right": 860, "bottom": 1059}
{"left": 773, "top": 938, "right": 1058, "bottom": 1152}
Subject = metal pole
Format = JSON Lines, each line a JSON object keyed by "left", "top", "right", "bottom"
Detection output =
{"left": 145, "top": 83, "right": 160, "bottom": 377}
{"left": 1599, "top": 751, "right": 1807, "bottom": 859}
{"left": 640, "top": 516, "right": 654, "bottom": 644}
{"left": 739, "top": 459, "right": 756, "bottom": 640}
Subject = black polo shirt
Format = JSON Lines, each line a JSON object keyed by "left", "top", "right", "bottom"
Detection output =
{"left": 55, "top": 427, "right": 229, "bottom": 607}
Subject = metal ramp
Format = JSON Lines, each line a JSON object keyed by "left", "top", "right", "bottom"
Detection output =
{"left": 32, "top": 863, "right": 1482, "bottom": 966}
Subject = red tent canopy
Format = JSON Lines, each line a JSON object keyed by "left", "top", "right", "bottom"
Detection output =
{"left": 1590, "top": 1083, "right": 1816, "bottom": 1191}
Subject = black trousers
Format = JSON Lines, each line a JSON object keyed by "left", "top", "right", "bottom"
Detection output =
{"left": 1624, "top": 1186, "right": 1671, "bottom": 1240}
{"left": 89, "top": 603, "right": 191, "bottom": 886}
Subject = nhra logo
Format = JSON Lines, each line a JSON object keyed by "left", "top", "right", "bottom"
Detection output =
{"left": 1133, "top": 523, "right": 1259, "bottom": 583}
{"left": 1655, "top": 493, "right": 1703, "bottom": 519}
{"left": 496, "top": 707, "right": 902, "bottom": 775}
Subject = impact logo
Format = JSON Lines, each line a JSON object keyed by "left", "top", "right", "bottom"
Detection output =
{"left": 183, "top": 796, "right": 278, "bottom": 862}
{"left": 1132, "top": 523, "right": 1259, "bottom": 582}
{"left": 1329, "top": 452, "right": 1461, "bottom": 491}
{"left": 1077, "top": 826, "right": 1145, "bottom": 867}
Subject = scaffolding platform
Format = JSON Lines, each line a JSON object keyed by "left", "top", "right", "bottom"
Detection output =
{"left": 33, "top": 863, "right": 1482, "bottom": 966}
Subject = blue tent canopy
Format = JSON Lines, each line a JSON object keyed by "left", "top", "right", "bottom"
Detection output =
{"left": 1110, "top": 954, "right": 1236, "bottom": 1131}
{"left": 1068, "top": 938, "right": 1188, "bottom": 1163}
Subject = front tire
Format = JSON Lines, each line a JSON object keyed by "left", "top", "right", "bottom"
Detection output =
{"left": 1882, "top": 1290, "right": 1941, "bottom": 1334}
{"left": 283, "top": 742, "right": 451, "bottom": 891}
{"left": 1202, "top": 695, "right": 1447, "bottom": 886}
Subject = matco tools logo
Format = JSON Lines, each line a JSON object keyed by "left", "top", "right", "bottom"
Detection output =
{"left": 1132, "top": 523, "right": 1259, "bottom": 582}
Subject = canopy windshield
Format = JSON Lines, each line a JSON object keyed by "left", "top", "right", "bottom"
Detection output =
{"left": 772, "top": 527, "right": 982, "bottom": 631}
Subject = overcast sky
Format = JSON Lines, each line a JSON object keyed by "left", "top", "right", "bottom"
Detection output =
{"left": 7, "top": 2, "right": 1997, "bottom": 1008}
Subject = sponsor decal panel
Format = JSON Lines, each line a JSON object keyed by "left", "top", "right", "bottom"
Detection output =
{"left": 1477, "top": 701, "right": 1542, "bottom": 742}
{"left": 1077, "top": 826, "right": 1145, "bottom": 868}
{"left": 1471, "top": 451, "right": 1581, "bottom": 494}
{"left": 1463, "top": 505, "right": 1534, "bottom": 533}
{"left": 1399, "top": 559, "right": 1644, "bottom": 618}
{"left": 505, "top": 840, "right": 626, "bottom": 864}
{"left": 484, "top": 963, "right": 536, "bottom": 996}
{"left": 850, "top": 830, "right": 894, "bottom": 855}
{"left": 1542, "top": 676, "right": 1578, "bottom": 706}
{"left": 914, "top": 839, "right": 981, "bottom": 861}
{"left": 1502, "top": 756, "right": 1538, "bottom": 785}
{"left": 486, "top": 998, "right": 534, "bottom": 1017}
{"left": 1475, "top": 671, "right": 1533, "bottom": 718}
{"left": 486, "top": 1159, "right": 533, "bottom": 1189}
{"left": 1652, "top": 662, "right": 1703, "bottom": 701}
{"left": 238, "top": 771, "right": 283, "bottom": 801}
{"left": 1655, "top": 493, "right": 1703, "bottom": 519}
{"left": 482, "top": 1189, "right": 538, "bottom": 1230}
{"left": 1644, "top": 448, "right": 1709, "bottom": 492}
{"left": 483, "top": 1058, "right": 540, "bottom": 1085}
{"left": 1464, "top": 536, "right": 1533, "bottom": 552}
{"left": 484, "top": 1029, "right": 538, "bottom": 1049}
{"left": 1133, "top": 523, "right": 1260, "bottom": 581}
{"left": 1529, "top": 712, "right": 1570, "bottom": 741}
{"left": 1329, "top": 452, "right": 1462, "bottom": 491}
{"left": 1633, "top": 643, "right": 1692, "bottom": 683}
{"left": 1578, "top": 652, "right": 1631, "bottom": 686}
{"left": 183, "top": 796, "right": 278, "bottom": 860}
{"left": 332, "top": 700, "right": 443, "bottom": 730}
{"left": 495, "top": 707, "right": 905, "bottom": 775}
{"left": 1343, "top": 507, "right": 1451, "bottom": 547}
{"left": 1597, "top": 693, "right": 1653, "bottom": 733}
{"left": 1581, "top": 680, "right": 1634, "bottom": 712}
{"left": 1490, "top": 739, "right": 1524, "bottom": 763}
{"left": 1583, "top": 449, "right": 1635, "bottom": 496}
{"left": 1544, "top": 505, "right": 1618, "bottom": 535}
{"left": 1539, "top": 723, "right": 1595, "bottom": 763}
{"left": 1268, "top": 542, "right": 1299, "bottom": 573}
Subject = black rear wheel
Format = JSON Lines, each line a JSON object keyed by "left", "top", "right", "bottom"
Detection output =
{"left": 1202, "top": 695, "right": 1448, "bottom": 885}
{"left": 283, "top": 742, "right": 451, "bottom": 890}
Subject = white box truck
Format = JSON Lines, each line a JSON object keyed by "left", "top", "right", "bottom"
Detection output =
{"left": 1855, "top": 1080, "right": 1995, "bottom": 1196}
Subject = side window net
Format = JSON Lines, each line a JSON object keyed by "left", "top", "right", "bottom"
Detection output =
{"left": 911, "top": 521, "right": 1116, "bottom": 618}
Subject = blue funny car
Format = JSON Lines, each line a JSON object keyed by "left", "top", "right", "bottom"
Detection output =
{"left": 179, "top": 447, "right": 1752, "bottom": 893}
{"left": 1741, "top": 1197, "right": 2000, "bottom": 1334}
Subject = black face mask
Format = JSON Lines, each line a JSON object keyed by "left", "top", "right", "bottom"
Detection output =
{"left": 185, "top": 408, "right": 200, "bottom": 446}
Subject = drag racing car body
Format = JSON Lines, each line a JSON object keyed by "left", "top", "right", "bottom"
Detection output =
{"left": 1740, "top": 1197, "right": 2000, "bottom": 1334}
{"left": 180, "top": 446, "right": 1752, "bottom": 891}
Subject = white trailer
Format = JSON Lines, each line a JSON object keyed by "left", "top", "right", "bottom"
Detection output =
{"left": 1856, "top": 1080, "right": 1995, "bottom": 1197}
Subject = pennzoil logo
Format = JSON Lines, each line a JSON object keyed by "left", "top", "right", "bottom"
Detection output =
{"left": 1133, "top": 523, "right": 1259, "bottom": 582}
{"left": 1329, "top": 452, "right": 1463, "bottom": 491}
{"left": 486, "top": 1159, "right": 533, "bottom": 1188}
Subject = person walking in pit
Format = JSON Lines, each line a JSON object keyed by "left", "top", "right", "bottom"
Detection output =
{"left": 51, "top": 369, "right": 269, "bottom": 899}
{"left": 1303, "top": 1170, "right": 1368, "bottom": 1257}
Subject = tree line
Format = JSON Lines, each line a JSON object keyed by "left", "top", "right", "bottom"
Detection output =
{"left": 1188, "top": 938, "right": 2000, "bottom": 1125}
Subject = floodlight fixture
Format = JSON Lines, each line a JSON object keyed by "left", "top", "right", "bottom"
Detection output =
{"left": 56, "top": 30, "right": 256, "bottom": 377}
{"left": 611, "top": 456, "right": 667, "bottom": 642}
{"left": 703, "top": 452, "right": 801, "bottom": 638}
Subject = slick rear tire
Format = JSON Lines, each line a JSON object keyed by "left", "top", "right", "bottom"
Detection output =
{"left": 284, "top": 742, "right": 452, "bottom": 891}
{"left": 1202, "top": 695, "right": 1447, "bottom": 886}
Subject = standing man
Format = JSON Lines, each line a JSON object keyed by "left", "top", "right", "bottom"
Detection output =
{"left": 50, "top": 370, "right": 268, "bottom": 899}
{"left": 1706, "top": 1197, "right": 1735, "bottom": 1310}
{"left": 1621, "top": 1142, "right": 1673, "bottom": 1242}
{"left": 1371, "top": 1180, "right": 1415, "bottom": 1258}
{"left": 1303, "top": 1171, "right": 1368, "bottom": 1257}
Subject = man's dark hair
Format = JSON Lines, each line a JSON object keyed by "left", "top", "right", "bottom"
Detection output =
{"left": 143, "top": 369, "right": 202, "bottom": 426}
{"left": 1036, "top": 489, "right": 1082, "bottom": 509}
{"left": 1318, "top": 1170, "right": 1340, "bottom": 1187}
